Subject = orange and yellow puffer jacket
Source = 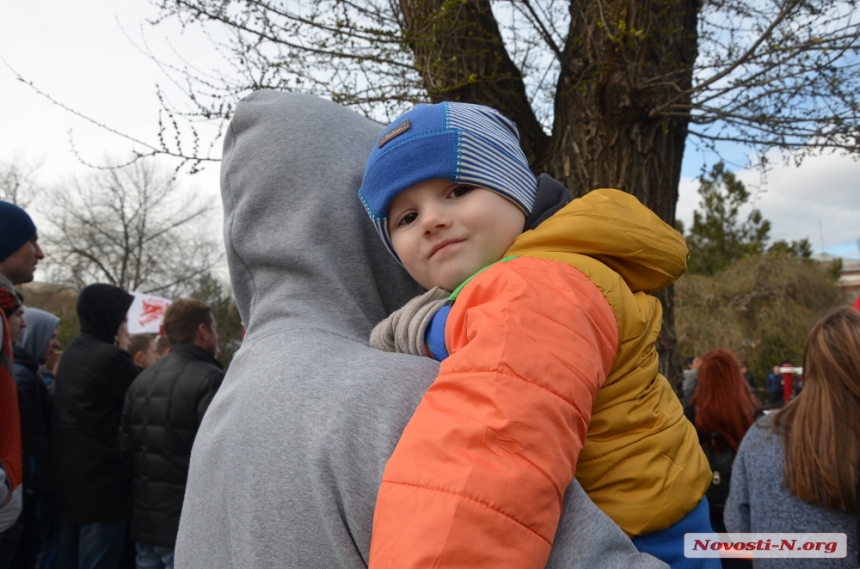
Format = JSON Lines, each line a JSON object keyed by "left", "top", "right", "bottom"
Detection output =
{"left": 369, "top": 189, "right": 712, "bottom": 569}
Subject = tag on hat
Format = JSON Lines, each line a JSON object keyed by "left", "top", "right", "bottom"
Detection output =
{"left": 379, "top": 119, "right": 411, "bottom": 148}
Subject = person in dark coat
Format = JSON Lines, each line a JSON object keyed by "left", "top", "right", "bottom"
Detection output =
{"left": 1, "top": 200, "right": 43, "bottom": 567}
{"left": 12, "top": 307, "right": 60, "bottom": 569}
{"left": 51, "top": 284, "right": 137, "bottom": 569}
{"left": 119, "top": 299, "right": 223, "bottom": 569}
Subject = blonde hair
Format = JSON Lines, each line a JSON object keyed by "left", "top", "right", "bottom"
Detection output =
{"left": 773, "top": 307, "right": 860, "bottom": 512}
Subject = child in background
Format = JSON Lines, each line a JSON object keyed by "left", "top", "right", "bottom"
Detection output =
{"left": 127, "top": 334, "right": 160, "bottom": 370}
{"left": 359, "top": 102, "right": 714, "bottom": 568}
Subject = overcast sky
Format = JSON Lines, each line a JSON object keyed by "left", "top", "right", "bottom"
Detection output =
{"left": 2, "top": 1, "right": 859, "bottom": 261}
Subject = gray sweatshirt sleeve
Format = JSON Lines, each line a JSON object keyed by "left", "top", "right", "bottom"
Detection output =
{"left": 547, "top": 482, "right": 669, "bottom": 569}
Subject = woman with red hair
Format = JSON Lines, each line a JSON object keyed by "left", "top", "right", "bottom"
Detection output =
{"left": 685, "top": 348, "right": 760, "bottom": 536}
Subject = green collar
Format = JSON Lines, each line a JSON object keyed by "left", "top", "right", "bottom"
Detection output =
{"left": 449, "top": 255, "right": 519, "bottom": 300}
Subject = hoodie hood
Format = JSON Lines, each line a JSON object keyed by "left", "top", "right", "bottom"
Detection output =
{"left": 76, "top": 284, "right": 133, "bottom": 344}
{"left": 221, "top": 91, "right": 424, "bottom": 340}
{"left": 18, "top": 307, "right": 59, "bottom": 363}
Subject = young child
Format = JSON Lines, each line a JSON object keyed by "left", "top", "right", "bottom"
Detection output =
{"left": 359, "top": 102, "right": 715, "bottom": 569}
{"left": 127, "top": 334, "right": 159, "bottom": 370}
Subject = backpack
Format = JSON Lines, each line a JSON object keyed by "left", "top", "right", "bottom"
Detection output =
{"left": 702, "top": 433, "right": 736, "bottom": 512}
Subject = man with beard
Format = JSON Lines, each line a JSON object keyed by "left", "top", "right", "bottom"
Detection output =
{"left": 121, "top": 299, "right": 224, "bottom": 568}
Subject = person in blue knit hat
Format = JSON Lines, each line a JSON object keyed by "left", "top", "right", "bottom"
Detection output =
{"left": 360, "top": 102, "right": 717, "bottom": 569}
{"left": 0, "top": 200, "right": 44, "bottom": 566}
{"left": 0, "top": 201, "right": 44, "bottom": 288}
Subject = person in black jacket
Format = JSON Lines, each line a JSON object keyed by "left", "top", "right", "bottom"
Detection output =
{"left": 119, "top": 298, "right": 224, "bottom": 569}
{"left": 12, "top": 307, "right": 60, "bottom": 568}
{"left": 52, "top": 284, "right": 138, "bottom": 569}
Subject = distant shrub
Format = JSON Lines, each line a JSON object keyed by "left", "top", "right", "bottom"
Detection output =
{"left": 676, "top": 254, "right": 844, "bottom": 382}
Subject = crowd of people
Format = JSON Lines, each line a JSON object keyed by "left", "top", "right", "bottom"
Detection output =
{"left": 680, "top": 326, "right": 860, "bottom": 569}
{"left": 1, "top": 90, "right": 859, "bottom": 569}
{"left": 1, "top": 201, "right": 225, "bottom": 569}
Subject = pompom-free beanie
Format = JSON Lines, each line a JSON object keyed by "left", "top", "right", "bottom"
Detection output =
{"left": 358, "top": 102, "right": 537, "bottom": 259}
{"left": 0, "top": 201, "right": 37, "bottom": 261}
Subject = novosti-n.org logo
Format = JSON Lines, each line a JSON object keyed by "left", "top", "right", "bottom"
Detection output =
{"left": 684, "top": 533, "right": 847, "bottom": 559}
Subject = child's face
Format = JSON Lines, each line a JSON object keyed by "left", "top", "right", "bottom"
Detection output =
{"left": 388, "top": 178, "right": 525, "bottom": 291}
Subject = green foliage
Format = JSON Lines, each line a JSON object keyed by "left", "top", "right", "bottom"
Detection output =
{"left": 826, "top": 257, "right": 844, "bottom": 281}
{"left": 685, "top": 162, "right": 771, "bottom": 275}
{"left": 767, "top": 238, "right": 813, "bottom": 259}
{"left": 189, "top": 272, "right": 244, "bottom": 369}
{"left": 675, "top": 254, "right": 844, "bottom": 383}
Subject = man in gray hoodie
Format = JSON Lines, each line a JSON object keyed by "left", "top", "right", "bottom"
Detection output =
{"left": 174, "top": 91, "right": 666, "bottom": 569}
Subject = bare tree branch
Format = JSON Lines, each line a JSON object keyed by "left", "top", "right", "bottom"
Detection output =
{"left": 0, "top": 155, "right": 43, "bottom": 208}
{"left": 41, "top": 156, "right": 223, "bottom": 297}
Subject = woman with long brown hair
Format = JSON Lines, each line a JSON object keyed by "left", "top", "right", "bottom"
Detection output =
{"left": 686, "top": 348, "right": 760, "bottom": 536}
{"left": 725, "top": 307, "right": 860, "bottom": 568}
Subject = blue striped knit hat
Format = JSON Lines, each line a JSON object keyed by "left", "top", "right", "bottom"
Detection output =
{"left": 358, "top": 102, "right": 537, "bottom": 260}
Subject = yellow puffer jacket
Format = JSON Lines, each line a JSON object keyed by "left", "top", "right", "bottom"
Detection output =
{"left": 508, "top": 188, "right": 712, "bottom": 537}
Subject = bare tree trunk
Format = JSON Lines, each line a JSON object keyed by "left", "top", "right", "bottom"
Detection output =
{"left": 546, "top": 101, "right": 689, "bottom": 387}
{"left": 398, "top": 0, "right": 700, "bottom": 389}
{"left": 397, "top": 0, "right": 549, "bottom": 165}
{"left": 548, "top": 0, "right": 699, "bottom": 390}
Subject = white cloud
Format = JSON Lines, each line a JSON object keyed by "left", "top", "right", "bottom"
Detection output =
{"left": 0, "top": 0, "right": 225, "bottom": 270}
{"left": 0, "top": 1, "right": 222, "bottom": 190}
{"left": 677, "top": 153, "right": 860, "bottom": 258}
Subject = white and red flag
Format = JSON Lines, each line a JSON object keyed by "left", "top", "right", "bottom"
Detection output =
{"left": 127, "top": 292, "right": 172, "bottom": 334}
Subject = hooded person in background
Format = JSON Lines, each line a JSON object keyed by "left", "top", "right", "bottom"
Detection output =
{"left": 174, "top": 90, "right": 666, "bottom": 569}
{"left": 11, "top": 307, "right": 61, "bottom": 568}
{"left": 1, "top": 200, "right": 43, "bottom": 567}
{"left": 52, "top": 284, "right": 138, "bottom": 569}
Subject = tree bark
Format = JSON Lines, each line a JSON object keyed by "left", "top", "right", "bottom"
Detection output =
{"left": 398, "top": 0, "right": 700, "bottom": 389}
{"left": 397, "top": 0, "right": 549, "bottom": 165}
{"left": 550, "top": 0, "right": 700, "bottom": 390}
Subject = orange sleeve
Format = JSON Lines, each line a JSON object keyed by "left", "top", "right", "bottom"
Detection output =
{"left": 369, "top": 257, "right": 618, "bottom": 569}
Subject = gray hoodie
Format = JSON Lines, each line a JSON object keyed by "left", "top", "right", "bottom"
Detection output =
{"left": 18, "top": 307, "right": 60, "bottom": 364}
{"left": 174, "top": 90, "right": 666, "bottom": 569}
